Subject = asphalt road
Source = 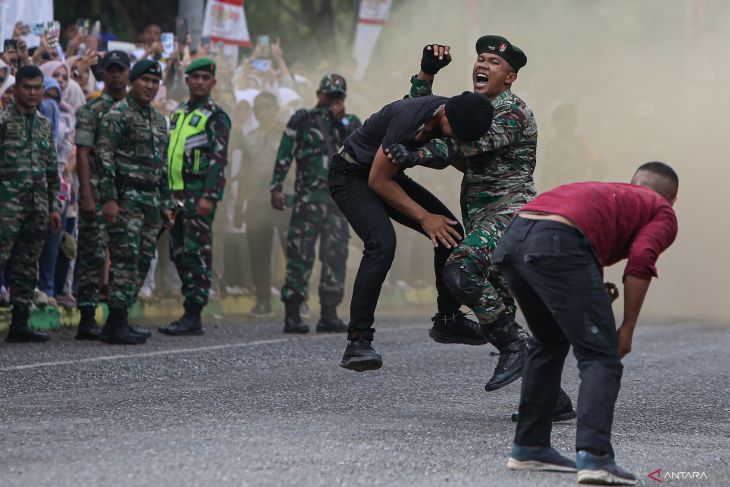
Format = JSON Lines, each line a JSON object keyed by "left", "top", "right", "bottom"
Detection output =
{"left": 0, "top": 317, "right": 728, "bottom": 487}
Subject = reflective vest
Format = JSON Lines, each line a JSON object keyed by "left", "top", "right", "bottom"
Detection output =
{"left": 167, "top": 106, "right": 212, "bottom": 190}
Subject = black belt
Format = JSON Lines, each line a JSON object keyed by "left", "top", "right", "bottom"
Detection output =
{"left": 116, "top": 175, "right": 158, "bottom": 192}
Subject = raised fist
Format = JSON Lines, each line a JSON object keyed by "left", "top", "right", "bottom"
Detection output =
{"left": 420, "top": 44, "right": 452, "bottom": 76}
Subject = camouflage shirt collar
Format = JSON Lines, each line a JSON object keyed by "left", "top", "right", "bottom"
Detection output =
{"left": 7, "top": 101, "right": 40, "bottom": 119}
{"left": 186, "top": 96, "right": 213, "bottom": 111}
{"left": 492, "top": 89, "right": 513, "bottom": 105}
{"left": 126, "top": 94, "right": 151, "bottom": 112}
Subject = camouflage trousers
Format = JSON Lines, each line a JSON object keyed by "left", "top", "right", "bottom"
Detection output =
{"left": 107, "top": 200, "right": 161, "bottom": 309}
{"left": 0, "top": 195, "right": 47, "bottom": 307}
{"left": 445, "top": 214, "right": 517, "bottom": 325}
{"left": 75, "top": 202, "right": 108, "bottom": 308}
{"left": 169, "top": 196, "right": 217, "bottom": 306}
{"left": 281, "top": 198, "right": 349, "bottom": 306}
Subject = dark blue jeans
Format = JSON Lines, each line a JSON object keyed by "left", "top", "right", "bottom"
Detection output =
{"left": 328, "top": 155, "right": 462, "bottom": 334}
{"left": 37, "top": 203, "right": 68, "bottom": 297}
{"left": 494, "top": 217, "right": 622, "bottom": 454}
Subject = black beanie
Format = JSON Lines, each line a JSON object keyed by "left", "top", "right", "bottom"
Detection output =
{"left": 444, "top": 91, "right": 494, "bottom": 142}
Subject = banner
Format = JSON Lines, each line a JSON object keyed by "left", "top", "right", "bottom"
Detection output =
{"left": 352, "top": 0, "right": 392, "bottom": 80}
{"left": 1, "top": 0, "right": 54, "bottom": 46}
{"left": 202, "top": 0, "right": 251, "bottom": 47}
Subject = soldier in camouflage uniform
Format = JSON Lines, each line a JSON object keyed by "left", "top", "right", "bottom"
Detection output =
{"left": 74, "top": 51, "right": 133, "bottom": 341}
{"left": 270, "top": 74, "right": 361, "bottom": 334}
{"left": 158, "top": 58, "right": 231, "bottom": 336}
{"left": 97, "top": 60, "right": 175, "bottom": 345}
{"left": 0, "top": 66, "right": 61, "bottom": 343}
{"left": 390, "top": 38, "right": 547, "bottom": 391}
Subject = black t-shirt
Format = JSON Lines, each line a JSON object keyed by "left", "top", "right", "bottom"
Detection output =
{"left": 343, "top": 95, "right": 447, "bottom": 166}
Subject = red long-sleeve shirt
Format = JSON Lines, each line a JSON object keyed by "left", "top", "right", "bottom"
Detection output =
{"left": 520, "top": 182, "right": 678, "bottom": 280}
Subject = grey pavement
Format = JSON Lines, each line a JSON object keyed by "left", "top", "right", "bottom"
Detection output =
{"left": 0, "top": 317, "right": 728, "bottom": 487}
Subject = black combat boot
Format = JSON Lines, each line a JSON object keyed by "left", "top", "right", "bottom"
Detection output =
{"left": 429, "top": 309, "right": 489, "bottom": 345}
{"left": 5, "top": 305, "right": 49, "bottom": 343}
{"left": 75, "top": 305, "right": 101, "bottom": 340}
{"left": 482, "top": 313, "right": 529, "bottom": 391}
{"left": 100, "top": 307, "right": 146, "bottom": 345}
{"left": 511, "top": 388, "right": 577, "bottom": 422}
{"left": 283, "top": 300, "right": 309, "bottom": 334}
{"left": 340, "top": 329, "right": 383, "bottom": 372}
{"left": 159, "top": 302, "right": 204, "bottom": 336}
{"left": 316, "top": 304, "right": 348, "bottom": 333}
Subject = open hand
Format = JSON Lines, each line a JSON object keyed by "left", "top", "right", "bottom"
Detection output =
{"left": 420, "top": 213, "right": 461, "bottom": 249}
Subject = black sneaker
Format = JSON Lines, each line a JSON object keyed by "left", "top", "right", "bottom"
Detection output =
{"left": 429, "top": 310, "right": 488, "bottom": 345}
{"left": 576, "top": 450, "right": 637, "bottom": 485}
{"left": 340, "top": 332, "right": 383, "bottom": 372}
{"left": 507, "top": 444, "right": 577, "bottom": 472}
{"left": 512, "top": 388, "right": 576, "bottom": 422}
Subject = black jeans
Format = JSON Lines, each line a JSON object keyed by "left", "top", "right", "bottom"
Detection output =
{"left": 493, "top": 217, "right": 622, "bottom": 454}
{"left": 328, "top": 155, "right": 462, "bottom": 334}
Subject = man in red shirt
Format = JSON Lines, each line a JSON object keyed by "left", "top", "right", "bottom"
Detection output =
{"left": 494, "top": 162, "right": 679, "bottom": 485}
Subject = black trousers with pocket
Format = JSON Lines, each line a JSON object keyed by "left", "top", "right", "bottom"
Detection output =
{"left": 493, "top": 217, "right": 622, "bottom": 454}
{"left": 328, "top": 155, "right": 462, "bottom": 335}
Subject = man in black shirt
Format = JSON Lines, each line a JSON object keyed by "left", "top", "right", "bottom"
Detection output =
{"left": 329, "top": 92, "right": 494, "bottom": 371}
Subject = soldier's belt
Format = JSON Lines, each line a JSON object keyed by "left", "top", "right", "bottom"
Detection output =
{"left": 336, "top": 146, "right": 367, "bottom": 168}
{"left": 116, "top": 176, "right": 158, "bottom": 192}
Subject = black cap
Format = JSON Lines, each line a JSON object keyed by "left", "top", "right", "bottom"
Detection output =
{"left": 103, "top": 50, "right": 130, "bottom": 70}
{"left": 444, "top": 91, "right": 494, "bottom": 142}
{"left": 475, "top": 35, "right": 527, "bottom": 72}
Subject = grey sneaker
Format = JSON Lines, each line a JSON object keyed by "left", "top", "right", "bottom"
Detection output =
{"left": 576, "top": 450, "right": 637, "bottom": 485}
{"left": 507, "top": 444, "right": 576, "bottom": 472}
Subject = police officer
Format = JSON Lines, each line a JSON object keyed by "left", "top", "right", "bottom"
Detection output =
{"left": 0, "top": 65, "right": 61, "bottom": 343}
{"left": 270, "top": 74, "right": 361, "bottom": 334}
{"left": 97, "top": 60, "right": 174, "bottom": 345}
{"left": 74, "top": 50, "right": 134, "bottom": 341}
{"left": 158, "top": 58, "right": 231, "bottom": 336}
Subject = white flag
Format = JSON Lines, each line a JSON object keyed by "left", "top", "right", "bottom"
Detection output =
{"left": 352, "top": 0, "right": 392, "bottom": 81}
{"left": 202, "top": 0, "right": 251, "bottom": 47}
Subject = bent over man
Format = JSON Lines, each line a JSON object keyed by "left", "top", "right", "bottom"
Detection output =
{"left": 498, "top": 162, "right": 679, "bottom": 486}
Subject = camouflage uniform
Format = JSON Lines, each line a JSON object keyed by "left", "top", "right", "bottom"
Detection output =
{"left": 270, "top": 107, "right": 361, "bottom": 307}
{"left": 167, "top": 97, "right": 231, "bottom": 307}
{"left": 74, "top": 92, "right": 116, "bottom": 308}
{"left": 0, "top": 102, "right": 60, "bottom": 306}
{"left": 410, "top": 77, "right": 538, "bottom": 324}
{"left": 97, "top": 96, "right": 172, "bottom": 309}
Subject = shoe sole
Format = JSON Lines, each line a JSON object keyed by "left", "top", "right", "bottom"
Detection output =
{"left": 158, "top": 330, "right": 204, "bottom": 336}
{"left": 484, "top": 368, "right": 523, "bottom": 392}
{"left": 339, "top": 357, "right": 383, "bottom": 372}
{"left": 577, "top": 469, "right": 637, "bottom": 485}
{"left": 99, "top": 337, "right": 146, "bottom": 345}
{"left": 507, "top": 457, "right": 576, "bottom": 472}
{"left": 429, "top": 328, "right": 489, "bottom": 345}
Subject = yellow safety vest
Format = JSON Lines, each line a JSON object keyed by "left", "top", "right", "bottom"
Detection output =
{"left": 167, "top": 107, "right": 212, "bottom": 190}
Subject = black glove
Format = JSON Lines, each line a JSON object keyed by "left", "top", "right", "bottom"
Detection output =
{"left": 387, "top": 144, "right": 421, "bottom": 169}
{"left": 420, "top": 44, "right": 452, "bottom": 75}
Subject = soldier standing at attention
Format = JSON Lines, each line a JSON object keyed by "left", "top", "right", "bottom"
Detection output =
{"left": 96, "top": 60, "right": 175, "bottom": 345}
{"left": 158, "top": 58, "right": 231, "bottom": 336}
{"left": 270, "top": 74, "right": 361, "bottom": 334}
{"left": 74, "top": 51, "right": 134, "bottom": 341}
{"left": 0, "top": 66, "right": 61, "bottom": 343}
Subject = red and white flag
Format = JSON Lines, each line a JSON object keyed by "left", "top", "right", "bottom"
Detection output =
{"left": 352, "top": 0, "right": 392, "bottom": 80}
{"left": 202, "top": 0, "right": 251, "bottom": 47}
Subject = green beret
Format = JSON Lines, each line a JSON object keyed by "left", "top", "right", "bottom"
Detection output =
{"left": 185, "top": 57, "right": 217, "bottom": 76}
{"left": 130, "top": 59, "right": 162, "bottom": 82}
{"left": 475, "top": 35, "right": 527, "bottom": 72}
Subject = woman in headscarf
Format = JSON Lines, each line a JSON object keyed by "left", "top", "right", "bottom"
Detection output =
{"left": 66, "top": 55, "right": 96, "bottom": 100}
{"left": 0, "top": 74, "right": 14, "bottom": 110}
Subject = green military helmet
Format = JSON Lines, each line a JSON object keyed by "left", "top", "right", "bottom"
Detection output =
{"left": 318, "top": 73, "right": 347, "bottom": 96}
